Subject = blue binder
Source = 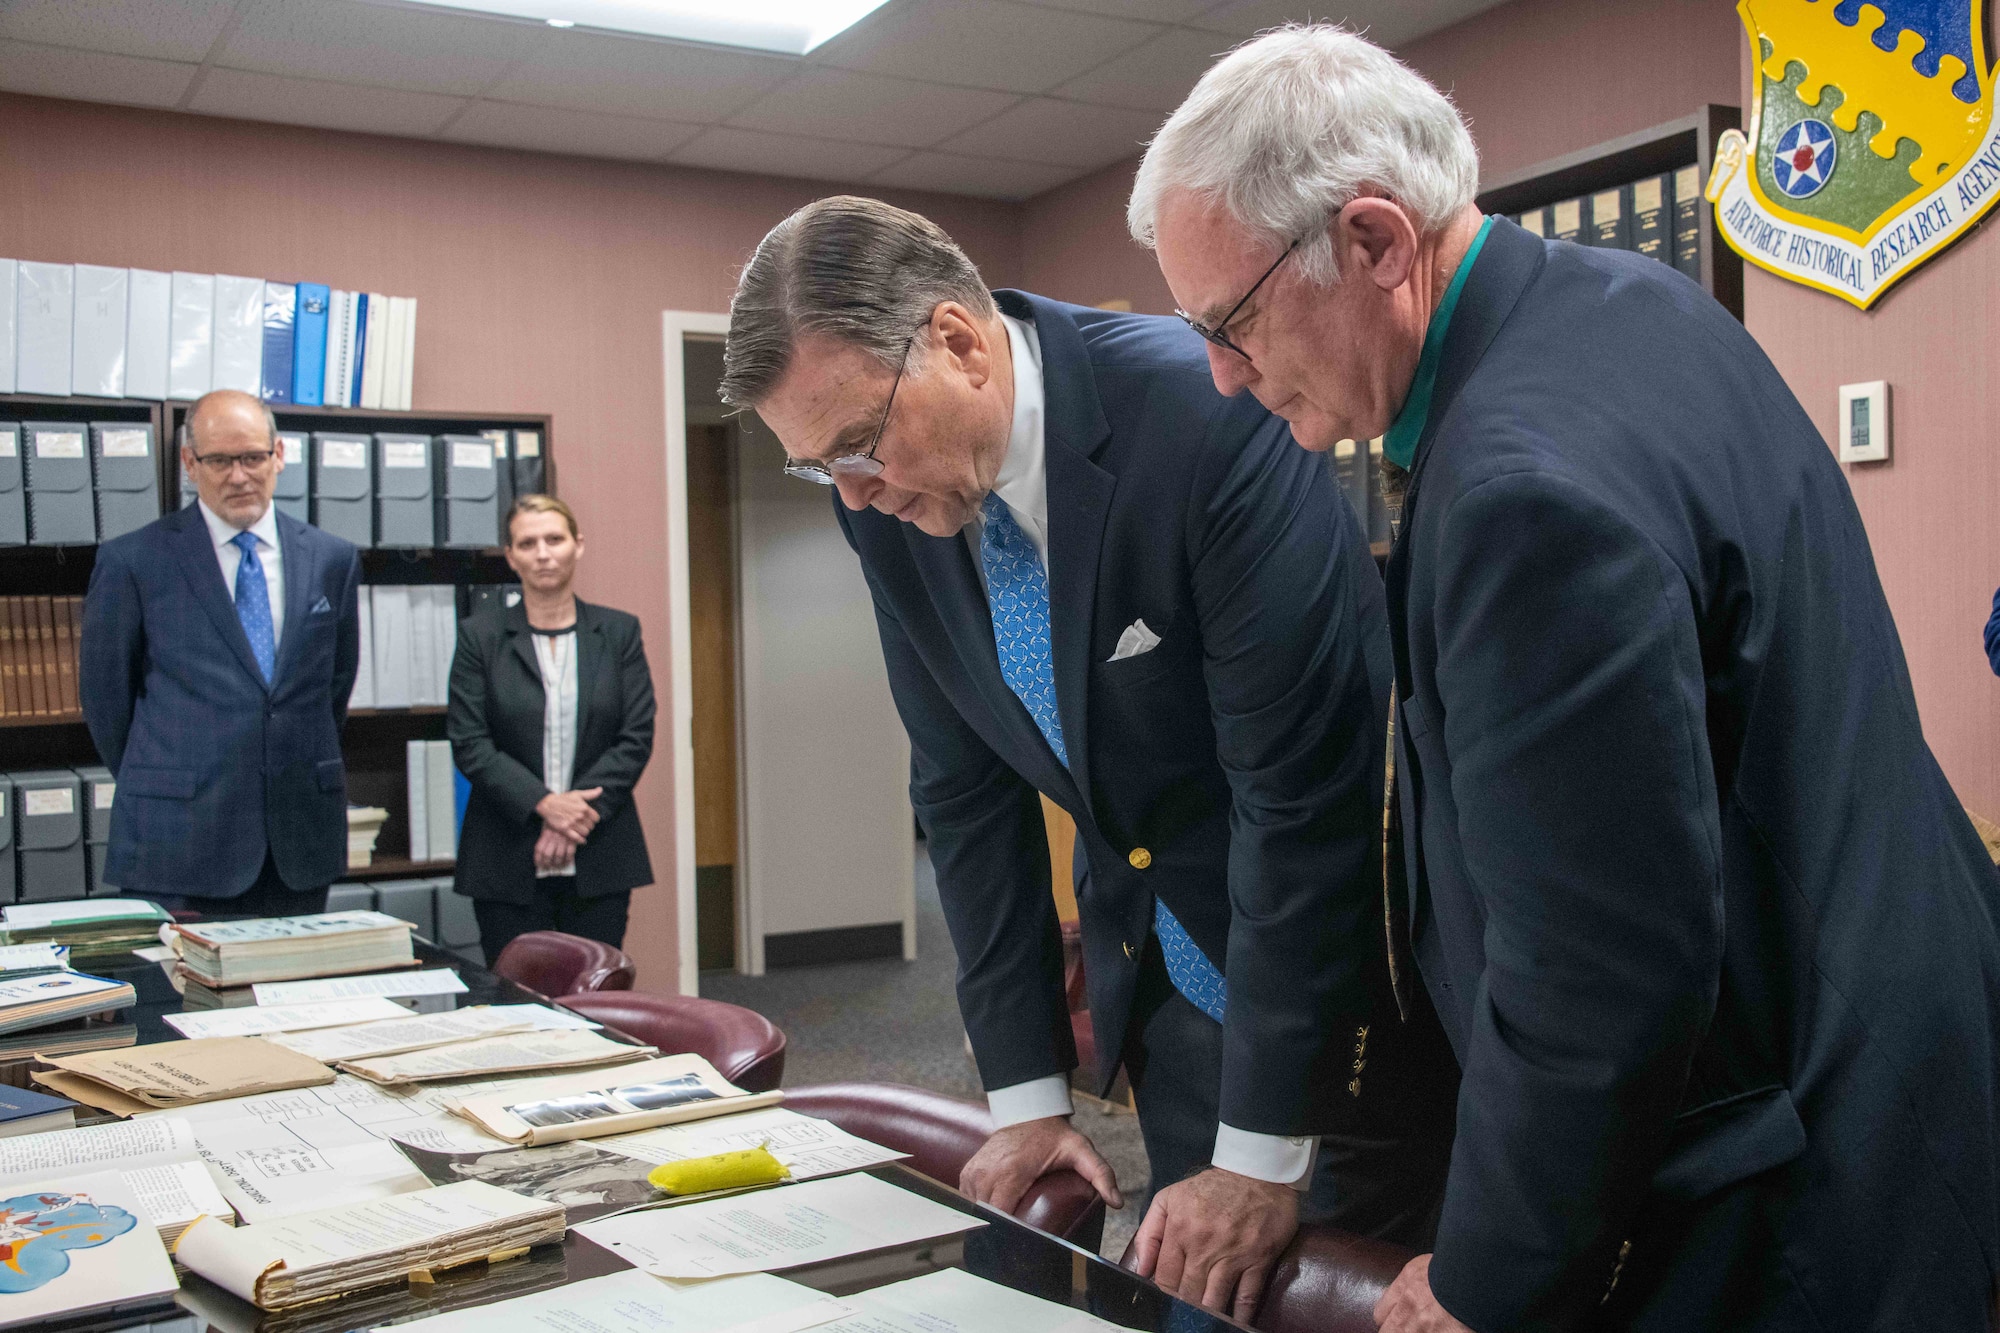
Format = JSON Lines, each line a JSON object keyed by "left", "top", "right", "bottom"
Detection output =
{"left": 349, "top": 293, "right": 369, "bottom": 406}
{"left": 292, "top": 282, "right": 330, "bottom": 406}
{"left": 261, "top": 281, "right": 296, "bottom": 404}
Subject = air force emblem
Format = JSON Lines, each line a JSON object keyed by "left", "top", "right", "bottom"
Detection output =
{"left": 1707, "top": 0, "right": 1997, "bottom": 307}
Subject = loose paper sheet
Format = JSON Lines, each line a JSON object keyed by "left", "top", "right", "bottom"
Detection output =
{"left": 0, "top": 942, "right": 68, "bottom": 972}
{"left": 163, "top": 997, "right": 413, "bottom": 1039}
{"left": 154, "top": 1071, "right": 544, "bottom": 1156}
{"left": 252, "top": 968, "right": 467, "bottom": 1005}
{"left": 447, "top": 1053, "right": 776, "bottom": 1146}
{"left": 821, "top": 1269, "right": 1124, "bottom": 1333}
{"left": 596, "top": 1107, "right": 908, "bottom": 1181}
{"left": 574, "top": 1173, "right": 986, "bottom": 1279}
{"left": 269, "top": 1006, "right": 540, "bottom": 1062}
{"left": 338, "top": 1028, "right": 651, "bottom": 1085}
{"left": 373, "top": 1269, "right": 854, "bottom": 1333}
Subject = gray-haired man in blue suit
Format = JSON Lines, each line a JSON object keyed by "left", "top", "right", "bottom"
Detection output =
{"left": 81, "top": 389, "right": 362, "bottom": 914}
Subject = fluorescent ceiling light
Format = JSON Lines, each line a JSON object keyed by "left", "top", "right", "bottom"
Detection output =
{"left": 405, "top": 0, "right": 893, "bottom": 54}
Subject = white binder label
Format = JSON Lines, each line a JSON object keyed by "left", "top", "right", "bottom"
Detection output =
{"left": 0, "top": 434, "right": 15, "bottom": 458}
{"left": 100, "top": 429, "right": 150, "bottom": 458}
{"left": 515, "top": 431, "right": 541, "bottom": 458}
{"left": 94, "top": 782, "right": 116, "bottom": 810}
{"left": 280, "top": 434, "right": 306, "bottom": 465}
{"left": 24, "top": 789, "right": 74, "bottom": 817}
{"left": 383, "top": 441, "right": 427, "bottom": 468}
{"left": 34, "top": 431, "right": 84, "bottom": 460}
{"left": 451, "top": 441, "right": 494, "bottom": 470}
{"left": 482, "top": 429, "right": 509, "bottom": 460}
{"left": 321, "top": 440, "right": 367, "bottom": 469}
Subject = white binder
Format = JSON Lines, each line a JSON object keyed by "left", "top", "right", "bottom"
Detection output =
{"left": 211, "top": 273, "right": 264, "bottom": 395}
{"left": 381, "top": 298, "right": 408, "bottom": 413}
{"left": 408, "top": 585, "right": 440, "bottom": 707}
{"left": 370, "top": 583, "right": 414, "bottom": 710}
{"left": 406, "top": 738, "right": 430, "bottom": 863}
{"left": 0, "top": 260, "right": 16, "bottom": 394}
{"left": 359, "top": 293, "right": 388, "bottom": 410}
{"left": 323, "top": 291, "right": 350, "bottom": 408}
{"left": 425, "top": 739, "right": 456, "bottom": 861}
{"left": 15, "top": 261, "right": 74, "bottom": 396}
{"left": 350, "top": 584, "right": 376, "bottom": 711}
{"left": 168, "top": 271, "right": 214, "bottom": 400}
{"left": 71, "top": 263, "right": 128, "bottom": 399}
{"left": 431, "top": 584, "right": 459, "bottom": 702}
{"left": 396, "top": 297, "right": 417, "bottom": 410}
{"left": 125, "top": 269, "right": 172, "bottom": 402}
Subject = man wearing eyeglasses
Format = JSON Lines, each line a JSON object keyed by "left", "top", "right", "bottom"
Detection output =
{"left": 722, "top": 196, "right": 1458, "bottom": 1320}
{"left": 81, "top": 388, "right": 362, "bottom": 916}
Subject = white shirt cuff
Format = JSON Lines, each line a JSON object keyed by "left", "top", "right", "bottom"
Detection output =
{"left": 1212, "top": 1123, "right": 1318, "bottom": 1189}
{"left": 986, "top": 1075, "right": 1074, "bottom": 1127}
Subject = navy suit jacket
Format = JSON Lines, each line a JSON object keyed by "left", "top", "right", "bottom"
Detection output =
{"left": 81, "top": 504, "right": 362, "bottom": 896}
{"left": 1389, "top": 218, "right": 2000, "bottom": 1328}
{"left": 840, "top": 290, "right": 1399, "bottom": 1136}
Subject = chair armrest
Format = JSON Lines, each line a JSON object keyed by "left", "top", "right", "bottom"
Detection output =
{"left": 1015, "top": 1169, "right": 1106, "bottom": 1253}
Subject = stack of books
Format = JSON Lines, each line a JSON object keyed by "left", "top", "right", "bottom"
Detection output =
{"left": 172, "top": 910, "right": 416, "bottom": 987}
{"left": 0, "top": 596, "right": 82, "bottom": 720}
{"left": 0, "top": 969, "right": 133, "bottom": 1036}
{"left": 0, "top": 899, "right": 171, "bottom": 956}
{"left": 0, "top": 1084, "right": 78, "bottom": 1138}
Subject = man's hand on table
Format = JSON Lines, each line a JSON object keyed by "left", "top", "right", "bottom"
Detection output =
{"left": 1374, "top": 1255, "right": 1473, "bottom": 1333}
{"left": 1132, "top": 1167, "right": 1299, "bottom": 1324}
{"left": 960, "top": 1115, "right": 1123, "bottom": 1214}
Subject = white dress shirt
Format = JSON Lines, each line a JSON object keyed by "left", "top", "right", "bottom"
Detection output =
{"left": 198, "top": 498, "right": 285, "bottom": 650}
{"left": 532, "top": 626, "right": 580, "bottom": 878}
{"left": 972, "top": 316, "right": 1316, "bottom": 1189}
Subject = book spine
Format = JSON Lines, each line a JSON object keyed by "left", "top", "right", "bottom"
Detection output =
{"left": 27, "top": 596, "right": 51, "bottom": 716}
{"left": 0, "top": 597, "right": 13, "bottom": 719}
{"left": 53, "top": 595, "right": 78, "bottom": 715}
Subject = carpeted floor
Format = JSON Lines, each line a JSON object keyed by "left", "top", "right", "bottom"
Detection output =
{"left": 699, "top": 842, "right": 1149, "bottom": 1259}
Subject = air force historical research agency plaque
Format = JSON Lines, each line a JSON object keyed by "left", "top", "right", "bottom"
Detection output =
{"left": 1708, "top": 0, "right": 1998, "bottom": 308}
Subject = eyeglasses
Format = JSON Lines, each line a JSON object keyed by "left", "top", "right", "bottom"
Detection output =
{"left": 1176, "top": 238, "right": 1299, "bottom": 363}
{"left": 783, "top": 335, "right": 915, "bottom": 485}
{"left": 189, "top": 449, "right": 277, "bottom": 476}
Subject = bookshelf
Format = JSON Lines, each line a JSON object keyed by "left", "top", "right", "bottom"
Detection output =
{"left": 3, "top": 397, "right": 555, "bottom": 891}
{"left": 1476, "top": 104, "right": 1744, "bottom": 321}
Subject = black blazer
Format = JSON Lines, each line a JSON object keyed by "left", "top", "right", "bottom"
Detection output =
{"left": 448, "top": 599, "right": 655, "bottom": 905}
{"left": 840, "top": 290, "right": 1406, "bottom": 1138}
{"left": 81, "top": 505, "right": 361, "bottom": 895}
{"left": 1389, "top": 218, "right": 2000, "bottom": 1328}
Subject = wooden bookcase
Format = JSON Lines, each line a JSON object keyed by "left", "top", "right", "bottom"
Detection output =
{"left": 1476, "top": 104, "right": 1744, "bottom": 321}
{"left": 2, "top": 398, "right": 554, "bottom": 888}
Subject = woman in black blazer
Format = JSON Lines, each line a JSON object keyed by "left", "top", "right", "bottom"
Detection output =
{"left": 448, "top": 495, "right": 655, "bottom": 960}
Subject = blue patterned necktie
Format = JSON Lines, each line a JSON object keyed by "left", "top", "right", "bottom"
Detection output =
{"left": 979, "top": 493, "right": 1227, "bottom": 1022}
{"left": 231, "top": 529, "right": 276, "bottom": 686}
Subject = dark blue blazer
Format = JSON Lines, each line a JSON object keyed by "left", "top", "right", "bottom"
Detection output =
{"left": 1389, "top": 218, "right": 2000, "bottom": 1329}
{"left": 839, "top": 290, "right": 1399, "bottom": 1136}
{"left": 80, "top": 504, "right": 362, "bottom": 896}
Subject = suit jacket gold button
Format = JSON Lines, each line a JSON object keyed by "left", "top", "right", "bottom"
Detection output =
{"left": 1128, "top": 847, "right": 1152, "bottom": 869}
{"left": 1122, "top": 941, "right": 1135, "bottom": 959}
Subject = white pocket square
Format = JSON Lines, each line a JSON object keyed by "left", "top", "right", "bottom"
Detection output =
{"left": 1108, "top": 618, "right": 1162, "bottom": 662}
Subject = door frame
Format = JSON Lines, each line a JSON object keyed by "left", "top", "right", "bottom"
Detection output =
{"left": 662, "top": 310, "right": 731, "bottom": 995}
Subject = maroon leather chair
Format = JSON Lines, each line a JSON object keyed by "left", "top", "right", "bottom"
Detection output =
{"left": 1121, "top": 1222, "right": 1413, "bottom": 1333}
{"left": 493, "top": 931, "right": 635, "bottom": 1000}
{"left": 786, "top": 1082, "right": 1106, "bottom": 1253}
{"left": 557, "top": 991, "right": 787, "bottom": 1092}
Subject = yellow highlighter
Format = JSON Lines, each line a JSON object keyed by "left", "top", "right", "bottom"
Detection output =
{"left": 647, "top": 1145, "right": 791, "bottom": 1196}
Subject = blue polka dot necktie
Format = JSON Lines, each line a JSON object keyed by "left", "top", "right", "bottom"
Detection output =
{"left": 980, "top": 493, "right": 1227, "bottom": 1022}
{"left": 231, "top": 529, "right": 276, "bottom": 686}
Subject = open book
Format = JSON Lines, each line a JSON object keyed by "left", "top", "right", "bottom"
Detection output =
{"left": 0, "top": 1117, "right": 230, "bottom": 1246}
{"left": 447, "top": 1054, "right": 783, "bottom": 1146}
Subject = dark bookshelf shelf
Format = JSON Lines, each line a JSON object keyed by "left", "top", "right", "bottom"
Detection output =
{"left": 1476, "top": 104, "right": 1743, "bottom": 321}
{"left": 341, "top": 857, "right": 455, "bottom": 883}
{"left": 0, "top": 710, "right": 83, "bottom": 728}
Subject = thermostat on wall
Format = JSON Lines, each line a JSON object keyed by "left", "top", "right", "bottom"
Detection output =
{"left": 1838, "top": 381, "right": 1891, "bottom": 463}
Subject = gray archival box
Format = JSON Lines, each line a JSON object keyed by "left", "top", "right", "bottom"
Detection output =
{"left": 311, "top": 432, "right": 374, "bottom": 548}
{"left": 272, "top": 429, "right": 310, "bottom": 525}
{"left": 74, "top": 766, "right": 119, "bottom": 897}
{"left": 22, "top": 422, "right": 96, "bottom": 546}
{"left": 435, "top": 434, "right": 500, "bottom": 548}
{"left": 374, "top": 433, "right": 435, "bottom": 548}
{"left": 0, "top": 422, "right": 24, "bottom": 546}
{"left": 90, "top": 422, "right": 161, "bottom": 543}
{"left": 10, "top": 770, "right": 86, "bottom": 903}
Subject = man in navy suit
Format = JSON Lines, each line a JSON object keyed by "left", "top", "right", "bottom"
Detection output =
{"left": 723, "top": 197, "right": 1457, "bottom": 1320}
{"left": 81, "top": 389, "right": 362, "bottom": 914}
{"left": 1136, "top": 25, "right": 2000, "bottom": 1331}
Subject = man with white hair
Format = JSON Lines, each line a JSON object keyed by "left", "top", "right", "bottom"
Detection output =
{"left": 1133, "top": 23, "right": 2000, "bottom": 1333}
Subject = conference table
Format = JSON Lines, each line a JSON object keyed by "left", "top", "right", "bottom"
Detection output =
{"left": 14, "top": 940, "right": 1251, "bottom": 1333}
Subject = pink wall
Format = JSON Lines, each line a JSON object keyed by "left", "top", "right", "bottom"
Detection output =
{"left": 0, "top": 92, "right": 1022, "bottom": 991}
{"left": 1021, "top": 161, "right": 1175, "bottom": 316}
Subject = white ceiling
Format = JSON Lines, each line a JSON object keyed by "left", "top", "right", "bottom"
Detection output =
{"left": 0, "top": 0, "right": 1508, "bottom": 201}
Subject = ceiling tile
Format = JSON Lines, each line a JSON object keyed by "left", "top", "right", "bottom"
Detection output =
{"left": 0, "top": 38, "right": 194, "bottom": 106}
{"left": 217, "top": 0, "right": 533, "bottom": 96}
{"left": 1188, "top": 0, "right": 1508, "bottom": 46}
{"left": 441, "top": 100, "right": 702, "bottom": 160}
{"left": 934, "top": 97, "right": 1159, "bottom": 169}
{"left": 1019, "top": 0, "right": 1215, "bottom": 19}
{"left": 815, "top": 0, "right": 1159, "bottom": 95}
{"left": 482, "top": 28, "right": 795, "bottom": 123}
{"left": 868, "top": 151, "right": 1076, "bottom": 201}
{"left": 728, "top": 69, "right": 1018, "bottom": 150}
{"left": 188, "top": 66, "right": 465, "bottom": 136}
{"left": 0, "top": 0, "right": 237, "bottom": 63}
{"left": 1051, "top": 26, "right": 1233, "bottom": 111}
{"left": 668, "top": 127, "right": 910, "bottom": 185}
